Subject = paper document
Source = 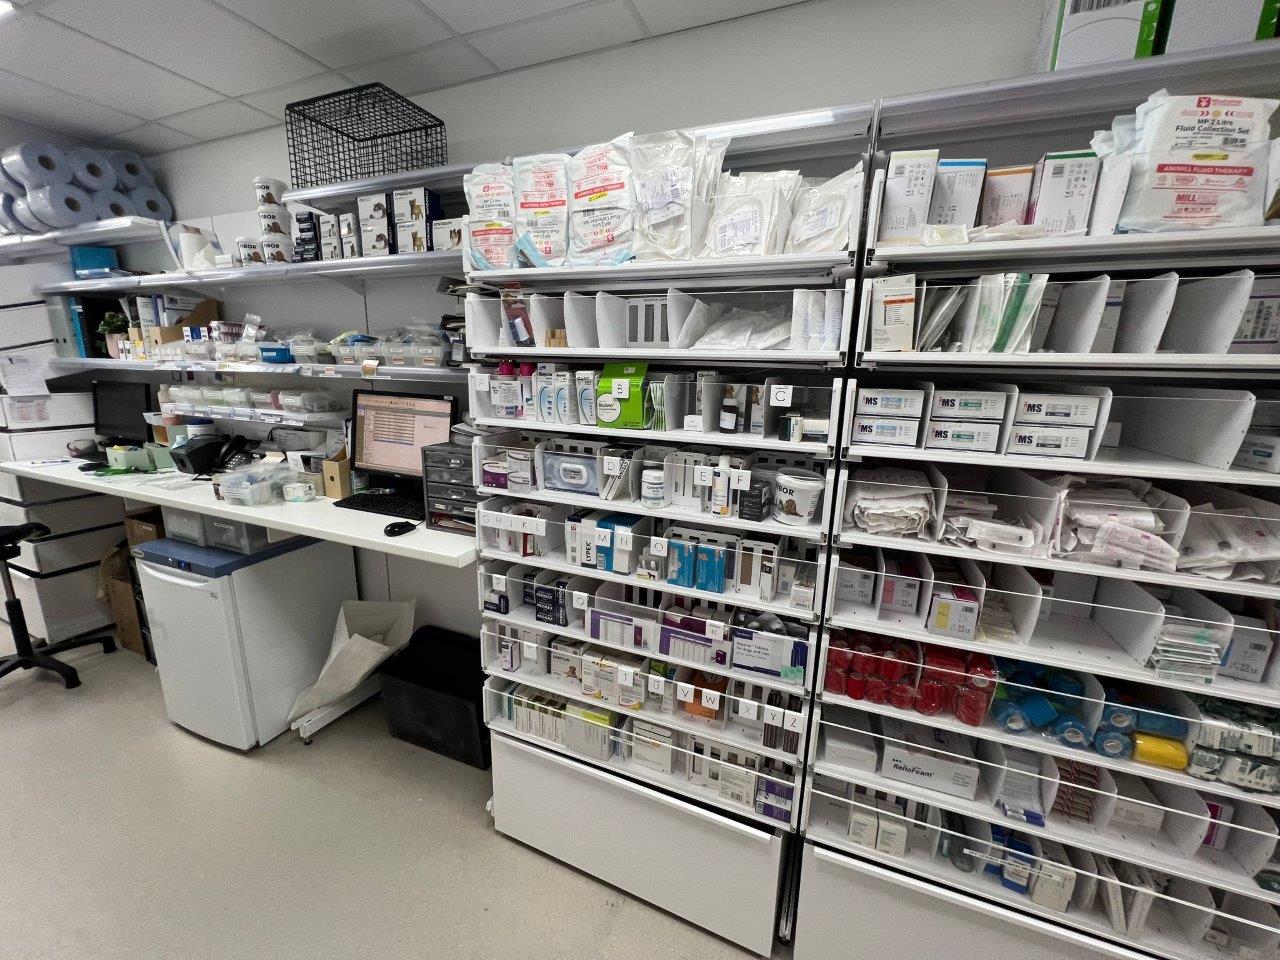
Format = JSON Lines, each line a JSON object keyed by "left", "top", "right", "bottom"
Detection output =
{"left": 0, "top": 354, "right": 49, "bottom": 396}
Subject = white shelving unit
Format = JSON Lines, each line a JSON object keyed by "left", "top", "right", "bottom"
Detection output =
{"left": 0, "top": 216, "right": 166, "bottom": 263}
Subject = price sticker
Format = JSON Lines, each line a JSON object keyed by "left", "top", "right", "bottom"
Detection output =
{"left": 319, "top": 365, "right": 341, "bottom": 378}
{"left": 770, "top": 384, "right": 794, "bottom": 407}
{"left": 738, "top": 699, "right": 758, "bottom": 721}
{"left": 700, "top": 689, "right": 721, "bottom": 711}
{"left": 474, "top": 372, "right": 491, "bottom": 391}
{"left": 572, "top": 591, "right": 590, "bottom": 611}
{"left": 612, "top": 378, "right": 630, "bottom": 399}
{"left": 650, "top": 536, "right": 668, "bottom": 557}
{"left": 763, "top": 706, "right": 785, "bottom": 727}
{"left": 693, "top": 465, "right": 714, "bottom": 487}
{"left": 618, "top": 666, "right": 636, "bottom": 687}
{"left": 683, "top": 414, "right": 703, "bottom": 432}
{"left": 492, "top": 574, "right": 507, "bottom": 592}
{"left": 705, "top": 620, "right": 725, "bottom": 641}
{"left": 616, "top": 529, "right": 633, "bottom": 552}
{"left": 676, "top": 682, "right": 694, "bottom": 704}
{"left": 647, "top": 674, "right": 666, "bottom": 696}
{"left": 594, "top": 528, "right": 613, "bottom": 548}
{"left": 730, "top": 468, "right": 752, "bottom": 491}
{"left": 522, "top": 641, "right": 539, "bottom": 661}
{"left": 783, "top": 711, "right": 804, "bottom": 733}
{"left": 602, "top": 456, "right": 622, "bottom": 477}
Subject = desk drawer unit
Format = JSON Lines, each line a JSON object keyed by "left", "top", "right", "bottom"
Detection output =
{"left": 0, "top": 425, "right": 94, "bottom": 461}
{"left": 0, "top": 494, "right": 125, "bottom": 536}
{"left": 13, "top": 523, "right": 124, "bottom": 575}
{"left": 490, "top": 731, "right": 786, "bottom": 957}
{"left": 0, "top": 564, "right": 111, "bottom": 642}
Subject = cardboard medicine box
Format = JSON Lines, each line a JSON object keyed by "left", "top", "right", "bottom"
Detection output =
{"left": 595, "top": 363, "right": 648, "bottom": 429}
{"left": 879, "top": 717, "right": 981, "bottom": 800}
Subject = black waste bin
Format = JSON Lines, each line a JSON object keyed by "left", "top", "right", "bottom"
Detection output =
{"left": 378, "top": 627, "right": 489, "bottom": 769}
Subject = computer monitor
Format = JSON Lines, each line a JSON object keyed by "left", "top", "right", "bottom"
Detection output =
{"left": 93, "top": 380, "right": 152, "bottom": 445}
{"left": 350, "top": 389, "right": 455, "bottom": 479}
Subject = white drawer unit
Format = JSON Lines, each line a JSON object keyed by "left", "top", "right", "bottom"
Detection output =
{"left": 491, "top": 732, "right": 786, "bottom": 956}
{"left": 0, "top": 392, "right": 91, "bottom": 430}
{"left": 0, "top": 494, "right": 125, "bottom": 537}
{"left": 0, "top": 302, "right": 56, "bottom": 349}
{"left": 13, "top": 523, "right": 124, "bottom": 575}
{"left": 0, "top": 425, "right": 93, "bottom": 461}
{"left": 0, "top": 471, "right": 87, "bottom": 504}
{"left": 0, "top": 564, "right": 111, "bottom": 642}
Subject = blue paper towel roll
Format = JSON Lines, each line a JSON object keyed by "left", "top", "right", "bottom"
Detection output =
{"left": 91, "top": 189, "right": 135, "bottom": 221}
{"left": 127, "top": 186, "right": 172, "bottom": 221}
{"left": 0, "top": 195, "right": 28, "bottom": 234}
{"left": 27, "top": 183, "right": 94, "bottom": 228}
{"left": 68, "top": 148, "right": 116, "bottom": 192}
{"left": 1, "top": 141, "right": 73, "bottom": 190}
{"left": 108, "top": 151, "right": 153, "bottom": 191}
{"left": 11, "top": 195, "right": 50, "bottom": 231}
{"left": 0, "top": 165, "right": 22, "bottom": 199}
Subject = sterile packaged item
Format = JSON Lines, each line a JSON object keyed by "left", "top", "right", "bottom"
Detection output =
{"left": 785, "top": 164, "right": 863, "bottom": 253}
{"left": 631, "top": 719, "right": 675, "bottom": 773}
{"left": 925, "top": 421, "right": 1001, "bottom": 452}
{"left": 874, "top": 801, "right": 909, "bottom": 858}
{"left": 1233, "top": 431, "right": 1280, "bottom": 473}
{"left": 567, "top": 135, "right": 635, "bottom": 265}
{"left": 834, "top": 558, "right": 876, "bottom": 607}
{"left": 879, "top": 717, "right": 980, "bottom": 800}
{"left": 1014, "top": 392, "right": 1101, "bottom": 426}
{"left": 927, "top": 583, "right": 981, "bottom": 641}
{"left": 1220, "top": 615, "right": 1274, "bottom": 682}
{"left": 868, "top": 274, "right": 916, "bottom": 353}
{"left": 1231, "top": 277, "right": 1280, "bottom": 353}
{"left": 847, "top": 791, "right": 879, "bottom": 848}
{"left": 575, "top": 370, "right": 597, "bottom": 425}
{"left": 512, "top": 153, "right": 570, "bottom": 266}
{"left": 926, "top": 159, "right": 985, "bottom": 229}
{"left": 463, "top": 163, "right": 516, "bottom": 269}
{"left": 630, "top": 130, "right": 696, "bottom": 261}
{"left": 1028, "top": 151, "right": 1100, "bottom": 236}
{"left": 930, "top": 389, "right": 1007, "bottom": 421}
{"left": 979, "top": 165, "right": 1035, "bottom": 226}
{"left": 856, "top": 387, "right": 925, "bottom": 418}
{"left": 1110, "top": 773, "right": 1166, "bottom": 832}
{"left": 877, "top": 150, "right": 938, "bottom": 246}
{"left": 880, "top": 558, "right": 922, "bottom": 615}
{"left": 821, "top": 711, "right": 878, "bottom": 773}
{"left": 1006, "top": 425, "right": 1091, "bottom": 458}
{"left": 851, "top": 416, "right": 919, "bottom": 447}
{"left": 701, "top": 170, "right": 800, "bottom": 258}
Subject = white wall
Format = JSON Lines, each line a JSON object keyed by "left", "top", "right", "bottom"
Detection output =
{"left": 149, "top": 0, "right": 1042, "bottom": 219}
{"left": 0, "top": 115, "right": 85, "bottom": 152}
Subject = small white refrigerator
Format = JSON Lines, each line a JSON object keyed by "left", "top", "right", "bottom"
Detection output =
{"left": 133, "top": 536, "right": 357, "bottom": 750}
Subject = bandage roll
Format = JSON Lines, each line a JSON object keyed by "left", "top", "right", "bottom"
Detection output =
{"left": 108, "top": 151, "right": 153, "bottom": 191}
{"left": 127, "top": 186, "right": 172, "bottom": 222}
{"left": 27, "top": 183, "right": 94, "bottom": 228}
{"left": 0, "top": 195, "right": 27, "bottom": 234}
{"left": 1, "top": 141, "right": 73, "bottom": 190}
{"left": 91, "top": 189, "right": 136, "bottom": 221}
{"left": 11, "top": 196, "right": 50, "bottom": 231}
{"left": 67, "top": 148, "right": 117, "bottom": 192}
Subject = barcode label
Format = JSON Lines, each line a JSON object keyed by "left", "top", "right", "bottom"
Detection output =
{"left": 1224, "top": 136, "right": 1247, "bottom": 149}
{"left": 892, "top": 164, "right": 904, "bottom": 176}
{"left": 1050, "top": 164, "right": 1065, "bottom": 178}
{"left": 1069, "top": 0, "right": 1131, "bottom": 12}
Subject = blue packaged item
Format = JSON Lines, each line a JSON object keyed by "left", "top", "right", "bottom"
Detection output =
{"left": 1043, "top": 671, "right": 1084, "bottom": 697}
{"left": 694, "top": 544, "right": 727, "bottom": 593}
{"left": 1098, "top": 701, "right": 1138, "bottom": 732}
{"left": 666, "top": 538, "right": 697, "bottom": 588}
{"left": 986, "top": 826, "right": 1008, "bottom": 875}
{"left": 594, "top": 515, "right": 624, "bottom": 573}
{"left": 1135, "top": 707, "right": 1190, "bottom": 741}
{"left": 1094, "top": 729, "right": 1133, "bottom": 759}
{"left": 1051, "top": 714, "right": 1091, "bottom": 749}
{"left": 1016, "top": 692, "right": 1059, "bottom": 728}
{"left": 992, "top": 699, "right": 1031, "bottom": 734}
{"left": 1000, "top": 834, "right": 1035, "bottom": 894}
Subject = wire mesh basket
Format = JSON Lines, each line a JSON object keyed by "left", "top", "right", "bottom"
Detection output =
{"left": 285, "top": 83, "right": 447, "bottom": 190}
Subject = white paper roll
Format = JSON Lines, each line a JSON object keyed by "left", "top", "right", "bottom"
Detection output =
{"left": 1, "top": 141, "right": 72, "bottom": 190}
{"left": 0, "top": 195, "right": 29, "bottom": 234}
{"left": 11, "top": 196, "right": 50, "bottom": 231}
{"left": 68, "top": 148, "right": 117, "bottom": 192}
{"left": 27, "top": 183, "right": 94, "bottom": 228}
{"left": 178, "top": 230, "right": 215, "bottom": 269}
{"left": 91, "top": 189, "right": 135, "bottom": 220}
{"left": 127, "top": 186, "right": 172, "bottom": 221}
{"left": 108, "top": 151, "right": 153, "bottom": 191}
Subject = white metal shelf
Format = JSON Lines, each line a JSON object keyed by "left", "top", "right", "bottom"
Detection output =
{"left": 161, "top": 404, "right": 346, "bottom": 428}
{"left": 472, "top": 417, "right": 832, "bottom": 457}
{"left": 0, "top": 216, "right": 165, "bottom": 263}
{"left": 820, "top": 690, "right": 1280, "bottom": 815}
{"left": 860, "top": 351, "right": 1280, "bottom": 371}
{"left": 472, "top": 346, "right": 843, "bottom": 366}
{"left": 484, "top": 658, "right": 803, "bottom": 763}
{"left": 829, "top": 602, "right": 1280, "bottom": 711}
{"left": 477, "top": 483, "right": 827, "bottom": 543}
{"left": 484, "top": 606, "right": 807, "bottom": 697}
{"left": 280, "top": 161, "right": 474, "bottom": 210}
{"left": 479, "top": 546, "right": 819, "bottom": 623}
{"left": 47, "top": 356, "right": 468, "bottom": 384}
{"left": 811, "top": 759, "right": 1279, "bottom": 909}
{"left": 835, "top": 528, "right": 1280, "bottom": 602}
{"left": 844, "top": 441, "right": 1280, "bottom": 489}
{"left": 488, "top": 718, "right": 790, "bottom": 830}
{"left": 467, "top": 252, "right": 852, "bottom": 289}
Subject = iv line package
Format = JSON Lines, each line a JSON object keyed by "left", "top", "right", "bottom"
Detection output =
{"left": 567, "top": 134, "right": 636, "bottom": 265}
{"left": 631, "top": 130, "right": 696, "bottom": 261}
{"left": 785, "top": 164, "right": 864, "bottom": 254}
{"left": 513, "top": 153, "right": 570, "bottom": 267}
{"left": 463, "top": 163, "right": 516, "bottom": 269}
{"left": 701, "top": 170, "right": 801, "bottom": 258}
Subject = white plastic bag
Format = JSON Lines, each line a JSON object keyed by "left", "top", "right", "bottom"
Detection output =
{"left": 513, "top": 153, "right": 569, "bottom": 266}
{"left": 463, "top": 163, "right": 516, "bottom": 269}
{"left": 785, "top": 163, "right": 864, "bottom": 253}
{"left": 631, "top": 130, "right": 696, "bottom": 261}
{"left": 567, "top": 134, "right": 635, "bottom": 264}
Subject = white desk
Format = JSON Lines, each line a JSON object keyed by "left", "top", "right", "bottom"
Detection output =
{"left": 0, "top": 460, "right": 477, "bottom": 568}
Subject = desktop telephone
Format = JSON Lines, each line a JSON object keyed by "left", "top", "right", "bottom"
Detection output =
{"left": 171, "top": 435, "right": 254, "bottom": 476}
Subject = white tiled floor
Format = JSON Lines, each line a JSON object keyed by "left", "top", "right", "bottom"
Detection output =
{"left": 0, "top": 644, "right": 767, "bottom": 959}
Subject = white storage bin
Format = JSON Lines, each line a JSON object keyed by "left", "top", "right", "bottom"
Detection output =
{"left": 0, "top": 425, "right": 95, "bottom": 461}
{"left": 0, "top": 494, "right": 123, "bottom": 536}
{"left": 202, "top": 516, "right": 272, "bottom": 554}
{"left": 13, "top": 524, "right": 124, "bottom": 575}
{"left": 161, "top": 506, "right": 210, "bottom": 546}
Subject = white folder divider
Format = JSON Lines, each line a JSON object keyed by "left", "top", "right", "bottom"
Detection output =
{"left": 1164, "top": 876, "right": 1216, "bottom": 944}
{"left": 989, "top": 564, "right": 1042, "bottom": 645}
{"left": 1167, "top": 586, "right": 1235, "bottom": 662}
{"left": 1148, "top": 778, "right": 1211, "bottom": 858}
{"left": 1108, "top": 386, "right": 1255, "bottom": 469}
{"left": 1092, "top": 577, "right": 1164, "bottom": 664}
{"left": 1160, "top": 270, "right": 1255, "bottom": 355}
{"left": 1113, "top": 272, "right": 1178, "bottom": 354}
{"left": 1218, "top": 797, "right": 1280, "bottom": 876}
{"left": 1082, "top": 765, "right": 1119, "bottom": 831}
{"left": 662, "top": 372, "right": 695, "bottom": 432}
{"left": 480, "top": 560, "right": 526, "bottom": 611}
{"left": 841, "top": 380, "right": 860, "bottom": 452}
{"left": 1078, "top": 672, "right": 1106, "bottom": 732}
{"left": 1217, "top": 892, "right": 1280, "bottom": 953}
{"left": 975, "top": 738, "right": 1010, "bottom": 802}
{"left": 529, "top": 293, "right": 565, "bottom": 346}
{"left": 593, "top": 291, "right": 628, "bottom": 349}
{"left": 563, "top": 290, "right": 597, "bottom": 348}
{"left": 465, "top": 292, "right": 502, "bottom": 351}
{"left": 1066, "top": 846, "right": 1099, "bottom": 911}
{"left": 1148, "top": 486, "right": 1192, "bottom": 554}
{"left": 667, "top": 288, "right": 695, "bottom": 348}
{"left": 872, "top": 548, "right": 936, "bottom": 632}
{"left": 984, "top": 470, "right": 1061, "bottom": 555}
{"left": 1043, "top": 275, "right": 1110, "bottom": 354}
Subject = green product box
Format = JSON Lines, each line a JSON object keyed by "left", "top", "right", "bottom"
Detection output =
{"left": 595, "top": 362, "right": 650, "bottom": 430}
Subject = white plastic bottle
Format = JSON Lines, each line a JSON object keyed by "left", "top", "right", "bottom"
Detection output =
{"left": 710, "top": 453, "right": 732, "bottom": 517}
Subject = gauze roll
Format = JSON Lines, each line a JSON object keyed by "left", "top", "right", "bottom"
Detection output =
{"left": 1, "top": 141, "right": 72, "bottom": 190}
{"left": 91, "top": 189, "right": 135, "bottom": 220}
{"left": 27, "top": 183, "right": 94, "bottom": 228}
{"left": 67, "top": 148, "right": 117, "bottom": 192}
{"left": 11, "top": 196, "right": 50, "bottom": 231}
{"left": 108, "top": 151, "right": 153, "bottom": 191}
{"left": 128, "top": 186, "right": 172, "bottom": 221}
{"left": 0, "top": 195, "right": 28, "bottom": 234}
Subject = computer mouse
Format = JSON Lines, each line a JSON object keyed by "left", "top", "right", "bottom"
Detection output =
{"left": 384, "top": 521, "right": 418, "bottom": 537}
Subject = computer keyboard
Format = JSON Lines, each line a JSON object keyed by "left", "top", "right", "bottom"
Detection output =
{"left": 332, "top": 492, "right": 426, "bottom": 521}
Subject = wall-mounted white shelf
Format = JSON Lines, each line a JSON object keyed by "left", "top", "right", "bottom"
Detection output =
{"left": 472, "top": 417, "right": 832, "bottom": 458}
{"left": 281, "top": 162, "right": 474, "bottom": 211}
{"left": 47, "top": 356, "right": 468, "bottom": 385}
{"left": 468, "top": 252, "right": 852, "bottom": 289}
{"left": 162, "top": 404, "right": 346, "bottom": 428}
{"left": 0, "top": 216, "right": 166, "bottom": 263}
{"left": 472, "top": 346, "right": 844, "bottom": 366}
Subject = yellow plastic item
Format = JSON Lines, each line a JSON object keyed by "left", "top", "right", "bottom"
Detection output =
{"left": 1132, "top": 732, "right": 1189, "bottom": 770}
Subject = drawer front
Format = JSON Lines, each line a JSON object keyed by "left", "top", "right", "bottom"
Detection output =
{"left": 794, "top": 843, "right": 1121, "bottom": 960}
{"left": 2, "top": 565, "right": 111, "bottom": 641}
{"left": 492, "top": 732, "right": 784, "bottom": 956}
{"left": 423, "top": 445, "right": 471, "bottom": 470}
{"left": 0, "top": 303, "right": 55, "bottom": 349}
{"left": 427, "top": 481, "right": 480, "bottom": 503}
{"left": 426, "top": 465, "right": 473, "bottom": 485}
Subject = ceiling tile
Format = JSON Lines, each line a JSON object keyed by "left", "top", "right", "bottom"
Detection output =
{"left": 422, "top": 0, "right": 583, "bottom": 34}
{"left": 40, "top": 0, "right": 322, "bottom": 96}
{"left": 0, "top": 70, "right": 142, "bottom": 138}
{"left": 469, "top": 0, "right": 645, "bottom": 71}
{"left": 343, "top": 39, "right": 492, "bottom": 95}
{"left": 211, "top": 0, "right": 450, "bottom": 68}
{"left": 159, "top": 100, "right": 277, "bottom": 139}
{"left": 630, "top": 0, "right": 806, "bottom": 34}
{"left": 103, "top": 123, "right": 200, "bottom": 154}
{"left": 239, "top": 72, "right": 352, "bottom": 118}
{"left": 0, "top": 12, "right": 222, "bottom": 120}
